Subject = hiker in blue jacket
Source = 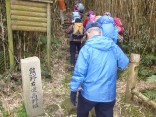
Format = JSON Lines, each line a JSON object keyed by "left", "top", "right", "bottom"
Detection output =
{"left": 97, "top": 13, "right": 118, "bottom": 43}
{"left": 70, "top": 22, "right": 129, "bottom": 117}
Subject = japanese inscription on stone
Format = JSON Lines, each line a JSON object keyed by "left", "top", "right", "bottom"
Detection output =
{"left": 21, "top": 57, "right": 44, "bottom": 117}
{"left": 29, "top": 67, "right": 38, "bottom": 108}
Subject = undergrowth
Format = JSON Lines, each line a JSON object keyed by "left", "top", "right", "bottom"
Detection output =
{"left": 120, "top": 95, "right": 156, "bottom": 117}
{"left": 143, "top": 90, "right": 156, "bottom": 100}
{"left": 13, "top": 103, "right": 27, "bottom": 117}
{"left": 0, "top": 101, "right": 8, "bottom": 117}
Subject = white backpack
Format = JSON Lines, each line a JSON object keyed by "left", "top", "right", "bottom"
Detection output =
{"left": 71, "top": 12, "right": 81, "bottom": 23}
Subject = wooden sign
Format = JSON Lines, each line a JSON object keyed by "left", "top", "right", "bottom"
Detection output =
{"left": 6, "top": 0, "right": 51, "bottom": 72}
{"left": 11, "top": 0, "right": 47, "bottom": 32}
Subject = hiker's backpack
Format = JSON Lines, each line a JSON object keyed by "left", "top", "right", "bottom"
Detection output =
{"left": 71, "top": 12, "right": 81, "bottom": 23}
{"left": 72, "top": 23, "right": 84, "bottom": 39}
{"left": 89, "top": 14, "right": 96, "bottom": 22}
{"left": 114, "top": 17, "right": 124, "bottom": 35}
{"left": 98, "top": 15, "right": 118, "bottom": 43}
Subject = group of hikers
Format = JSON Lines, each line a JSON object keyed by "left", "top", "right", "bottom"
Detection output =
{"left": 65, "top": 1, "right": 129, "bottom": 117}
{"left": 65, "top": 1, "right": 125, "bottom": 69}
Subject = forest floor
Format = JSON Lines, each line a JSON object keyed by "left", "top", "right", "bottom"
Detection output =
{"left": 0, "top": 34, "right": 156, "bottom": 117}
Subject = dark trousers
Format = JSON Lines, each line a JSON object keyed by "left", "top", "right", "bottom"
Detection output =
{"left": 70, "top": 41, "right": 81, "bottom": 65}
{"left": 77, "top": 92, "right": 115, "bottom": 117}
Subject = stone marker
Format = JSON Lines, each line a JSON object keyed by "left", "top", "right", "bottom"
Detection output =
{"left": 21, "top": 56, "right": 44, "bottom": 117}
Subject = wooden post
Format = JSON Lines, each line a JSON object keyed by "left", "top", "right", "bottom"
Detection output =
{"left": 125, "top": 53, "right": 140, "bottom": 103}
{"left": 132, "top": 90, "right": 156, "bottom": 109}
{"left": 47, "top": 3, "right": 51, "bottom": 75}
{"left": 6, "top": 0, "right": 14, "bottom": 70}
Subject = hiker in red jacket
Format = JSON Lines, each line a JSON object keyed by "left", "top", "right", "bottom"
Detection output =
{"left": 83, "top": 11, "right": 95, "bottom": 28}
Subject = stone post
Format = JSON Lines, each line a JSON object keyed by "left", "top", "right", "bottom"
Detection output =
{"left": 21, "top": 56, "right": 44, "bottom": 117}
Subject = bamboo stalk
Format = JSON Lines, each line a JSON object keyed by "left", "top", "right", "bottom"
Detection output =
{"left": 132, "top": 89, "right": 156, "bottom": 109}
{"left": 0, "top": 13, "right": 7, "bottom": 71}
{"left": 11, "top": 15, "right": 47, "bottom": 22}
{"left": 11, "top": 0, "right": 47, "bottom": 8}
{"left": 23, "top": 32, "right": 25, "bottom": 58}
{"left": 149, "top": 0, "right": 155, "bottom": 23}
{"left": 119, "top": 0, "right": 123, "bottom": 17}
{"left": 11, "top": 20, "right": 47, "bottom": 27}
{"left": 132, "top": 0, "right": 137, "bottom": 24}
{"left": 12, "top": 25, "right": 47, "bottom": 32}
{"left": 11, "top": 10, "right": 47, "bottom": 18}
{"left": 11, "top": 5, "right": 47, "bottom": 13}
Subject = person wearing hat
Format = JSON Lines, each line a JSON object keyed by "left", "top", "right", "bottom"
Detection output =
{"left": 74, "top": 0, "right": 85, "bottom": 19}
{"left": 97, "top": 12, "right": 118, "bottom": 43}
{"left": 65, "top": 18, "right": 85, "bottom": 69}
{"left": 70, "top": 22, "right": 129, "bottom": 117}
{"left": 83, "top": 10, "right": 95, "bottom": 28}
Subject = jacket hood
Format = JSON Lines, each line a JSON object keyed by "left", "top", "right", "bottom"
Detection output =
{"left": 97, "top": 15, "right": 114, "bottom": 25}
{"left": 101, "top": 15, "right": 114, "bottom": 24}
{"left": 85, "top": 35, "right": 115, "bottom": 51}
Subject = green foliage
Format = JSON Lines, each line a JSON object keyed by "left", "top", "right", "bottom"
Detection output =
{"left": 120, "top": 95, "right": 156, "bottom": 117}
{"left": 138, "top": 54, "right": 156, "bottom": 79}
{"left": 138, "top": 66, "right": 153, "bottom": 79}
{"left": 40, "top": 35, "right": 47, "bottom": 45}
{"left": 146, "top": 75, "right": 156, "bottom": 83}
{"left": 123, "top": 105, "right": 144, "bottom": 117}
{"left": 51, "top": 36, "right": 61, "bottom": 51}
{"left": 0, "top": 101, "right": 9, "bottom": 117}
{"left": 63, "top": 74, "right": 71, "bottom": 89}
{"left": 64, "top": 74, "right": 71, "bottom": 84}
{"left": 14, "top": 103, "right": 27, "bottom": 117}
{"left": 122, "top": 21, "right": 156, "bottom": 57}
{"left": 117, "top": 68, "right": 129, "bottom": 81}
{"left": 121, "top": 44, "right": 129, "bottom": 52}
{"left": 66, "top": 60, "right": 70, "bottom": 65}
{"left": 0, "top": 73, "right": 10, "bottom": 83}
{"left": 51, "top": 36, "right": 60, "bottom": 45}
{"left": 122, "top": 104, "right": 155, "bottom": 117}
{"left": 141, "top": 54, "right": 156, "bottom": 66}
{"left": 143, "top": 90, "right": 156, "bottom": 100}
{"left": 0, "top": 89, "right": 26, "bottom": 117}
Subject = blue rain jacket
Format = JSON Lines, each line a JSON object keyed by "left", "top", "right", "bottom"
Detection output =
{"left": 97, "top": 16, "right": 118, "bottom": 43}
{"left": 70, "top": 35, "right": 129, "bottom": 102}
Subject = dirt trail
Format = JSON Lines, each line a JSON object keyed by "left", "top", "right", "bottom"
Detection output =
{"left": 0, "top": 22, "right": 156, "bottom": 117}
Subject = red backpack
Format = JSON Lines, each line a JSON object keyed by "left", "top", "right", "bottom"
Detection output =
{"left": 114, "top": 17, "right": 124, "bottom": 35}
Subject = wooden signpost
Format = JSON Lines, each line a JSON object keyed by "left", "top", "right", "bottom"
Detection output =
{"left": 125, "top": 53, "right": 140, "bottom": 103}
{"left": 6, "top": 0, "right": 52, "bottom": 73}
{"left": 125, "top": 53, "right": 156, "bottom": 109}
